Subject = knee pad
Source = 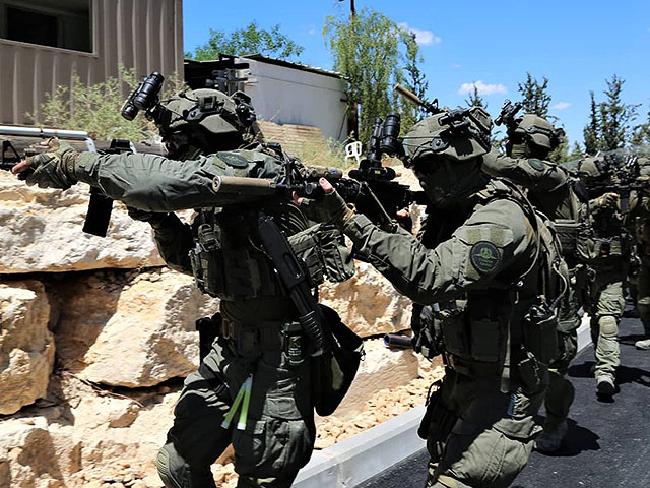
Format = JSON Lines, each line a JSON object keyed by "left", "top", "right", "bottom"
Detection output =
{"left": 598, "top": 315, "right": 618, "bottom": 338}
{"left": 155, "top": 443, "right": 189, "bottom": 488}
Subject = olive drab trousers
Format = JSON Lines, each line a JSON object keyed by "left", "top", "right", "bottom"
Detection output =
{"left": 587, "top": 264, "right": 626, "bottom": 381}
{"left": 422, "top": 370, "right": 546, "bottom": 488}
{"left": 156, "top": 322, "right": 315, "bottom": 488}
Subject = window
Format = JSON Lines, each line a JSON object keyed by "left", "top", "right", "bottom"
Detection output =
{"left": 0, "top": 0, "right": 92, "bottom": 53}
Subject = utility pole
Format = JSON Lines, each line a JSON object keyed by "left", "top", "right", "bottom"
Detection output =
{"left": 339, "top": 0, "right": 359, "bottom": 139}
{"left": 339, "top": 0, "right": 355, "bottom": 17}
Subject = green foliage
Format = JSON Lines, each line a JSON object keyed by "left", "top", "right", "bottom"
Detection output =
{"left": 323, "top": 8, "right": 428, "bottom": 142}
{"left": 189, "top": 21, "right": 304, "bottom": 61}
{"left": 399, "top": 33, "right": 429, "bottom": 130}
{"left": 599, "top": 75, "right": 638, "bottom": 150}
{"left": 464, "top": 84, "right": 487, "bottom": 109}
{"left": 569, "top": 141, "right": 584, "bottom": 160}
{"left": 518, "top": 73, "right": 551, "bottom": 118}
{"left": 583, "top": 91, "right": 600, "bottom": 155}
{"left": 31, "top": 67, "right": 186, "bottom": 141}
{"left": 632, "top": 106, "right": 650, "bottom": 146}
{"left": 549, "top": 138, "right": 570, "bottom": 163}
{"left": 292, "top": 139, "right": 351, "bottom": 170}
{"left": 582, "top": 75, "right": 639, "bottom": 154}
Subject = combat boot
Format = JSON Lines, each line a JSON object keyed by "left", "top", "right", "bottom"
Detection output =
{"left": 635, "top": 338, "right": 650, "bottom": 350}
{"left": 596, "top": 374, "right": 615, "bottom": 395}
{"left": 534, "top": 420, "right": 568, "bottom": 453}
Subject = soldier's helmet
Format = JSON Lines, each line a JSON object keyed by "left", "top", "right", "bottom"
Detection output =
{"left": 157, "top": 88, "right": 257, "bottom": 156}
{"left": 510, "top": 114, "right": 565, "bottom": 151}
{"left": 402, "top": 106, "right": 493, "bottom": 165}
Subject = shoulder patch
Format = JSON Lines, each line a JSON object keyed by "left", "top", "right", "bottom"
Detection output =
{"left": 469, "top": 241, "right": 502, "bottom": 274}
{"left": 217, "top": 151, "right": 249, "bottom": 168}
{"left": 527, "top": 159, "right": 546, "bottom": 171}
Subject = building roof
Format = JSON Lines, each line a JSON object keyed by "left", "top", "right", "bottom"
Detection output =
{"left": 242, "top": 54, "right": 342, "bottom": 79}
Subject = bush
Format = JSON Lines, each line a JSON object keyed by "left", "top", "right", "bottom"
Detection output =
{"left": 291, "top": 139, "right": 352, "bottom": 170}
{"left": 29, "top": 67, "right": 186, "bottom": 141}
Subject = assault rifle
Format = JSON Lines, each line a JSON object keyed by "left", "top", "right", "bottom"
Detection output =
{"left": 0, "top": 126, "right": 134, "bottom": 237}
{"left": 213, "top": 115, "right": 430, "bottom": 233}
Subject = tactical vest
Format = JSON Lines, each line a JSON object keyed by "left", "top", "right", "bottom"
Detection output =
{"left": 189, "top": 204, "right": 354, "bottom": 301}
{"left": 436, "top": 180, "right": 566, "bottom": 390}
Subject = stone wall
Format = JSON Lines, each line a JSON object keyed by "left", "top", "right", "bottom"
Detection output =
{"left": 0, "top": 167, "right": 428, "bottom": 487}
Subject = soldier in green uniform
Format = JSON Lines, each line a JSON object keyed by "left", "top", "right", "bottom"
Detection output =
{"left": 578, "top": 156, "right": 630, "bottom": 395}
{"left": 298, "top": 107, "right": 568, "bottom": 488}
{"left": 11, "top": 87, "right": 355, "bottom": 488}
{"left": 482, "top": 111, "right": 584, "bottom": 451}
{"left": 626, "top": 158, "right": 650, "bottom": 350}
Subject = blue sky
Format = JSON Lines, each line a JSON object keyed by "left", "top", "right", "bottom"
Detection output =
{"left": 183, "top": 0, "right": 650, "bottom": 146}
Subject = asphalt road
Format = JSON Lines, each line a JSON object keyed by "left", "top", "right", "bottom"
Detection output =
{"left": 357, "top": 316, "right": 650, "bottom": 488}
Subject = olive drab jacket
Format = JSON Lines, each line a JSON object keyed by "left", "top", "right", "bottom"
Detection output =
{"left": 482, "top": 155, "right": 582, "bottom": 224}
{"left": 343, "top": 179, "right": 567, "bottom": 389}
{"left": 72, "top": 146, "right": 352, "bottom": 322}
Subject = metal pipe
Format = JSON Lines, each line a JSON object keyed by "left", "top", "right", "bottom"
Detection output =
{"left": 0, "top": 125, "right": 96, "bottom": 152}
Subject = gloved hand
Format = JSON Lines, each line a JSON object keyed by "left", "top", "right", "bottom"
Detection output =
{"left": 593, "top": 192, "right": 619, "bottom": 209}
{"left": 11, "top": 138, "right": 79, "bottom": 189}
{"left": 294, "top": 178, "right": 355, "bottom": 229}
{"left": 127, "top": 206, "right": 173, "bottom": 230}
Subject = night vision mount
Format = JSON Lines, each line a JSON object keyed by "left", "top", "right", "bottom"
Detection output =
{"left": 495, "top": 99, "right": 523, "bottom": 128}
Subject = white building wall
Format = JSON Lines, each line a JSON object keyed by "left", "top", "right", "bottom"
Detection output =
{"left": 241, "top": 58, "right": 348, "bottom": 142}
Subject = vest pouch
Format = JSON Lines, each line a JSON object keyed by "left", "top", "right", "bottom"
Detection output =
{"left": 287, "top": 227, "right": 326, "bottom": 287}
{"left": 189, "top": 223, "right": 224, "bottom": 298}
{"left": 522, "top": 299, "right": 559, "bottom": 365}
{"left": 469, "top": 317, "right": 503, "bottom": 362}
{"left": 440, "top": 308, "right": 470, "bottom": 360}
{"left": 554, "top": 219, "right": 580, "bottom": 258}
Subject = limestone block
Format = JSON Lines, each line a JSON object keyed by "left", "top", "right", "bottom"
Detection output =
{"left": 54, "top": 268, "right": 219, "bottom": 387}
{"left": 0, "top": 417, "right": 64, "bottom": 488}
{"left": 0, "top": 281, "right": 55, "bottom": 415}
{"left": 0, "top": 173, "right": 164, "bottom": 273}
{"left": 320, "top": 261, "right": 413, "bottom": 338}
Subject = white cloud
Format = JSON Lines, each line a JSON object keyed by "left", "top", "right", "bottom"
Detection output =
{"left": 452, "top": 63, "right": 462, "bottom": 69}
{"left": 551, "top": 102, "right": 572, "bottom": 111}
{"left": 398, "top": 22, "right": 442, "bottom": 46}
{"left": 458, "top": 80, "right": 508, "bottom": 96}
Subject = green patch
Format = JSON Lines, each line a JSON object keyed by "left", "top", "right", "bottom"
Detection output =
{"left": 527, "top": 159, "right": 546, "bottom": 171}
{"left": 217, "top": 151, "right": 249, "bottom": 168}
{"left": 470, "top": 241, "right": 502, "bottom": 274}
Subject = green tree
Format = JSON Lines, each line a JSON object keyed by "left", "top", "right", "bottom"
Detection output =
{"left": 549, "top": 136, "right": 570, "bottom": 163}
{"left": 517, "top": 73, "right": 551, "bottom": 118}
{"left": 464, "top": 84, "right": 487, "bottom": 109}
{"left": 583, "top": 91, "right": 600, "bottom": 155}
{"left": 598, "top": 75, "right": 638, "bottom": 150}
{"left": 189, "top": 21, "right": 304, "bottom": 61}
{"left": 569, "top": 141, "right": 584, "bottom": 160}
{"left": 324, "top": 9, "right": 427, "bottom": 142}
{"left": 399, "top": 32, "right": 429, "bottom": 129}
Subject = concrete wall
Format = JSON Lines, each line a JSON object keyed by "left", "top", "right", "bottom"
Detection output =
{"left": 242, "top": 58, "right": 348, "bottom": 141}
{"left": 0, "top": 0, "right": 184, "bottom": 126}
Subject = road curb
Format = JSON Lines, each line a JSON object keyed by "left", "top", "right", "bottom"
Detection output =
{"left": 295, "top": 318, "right": 592, "bottom": 487}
